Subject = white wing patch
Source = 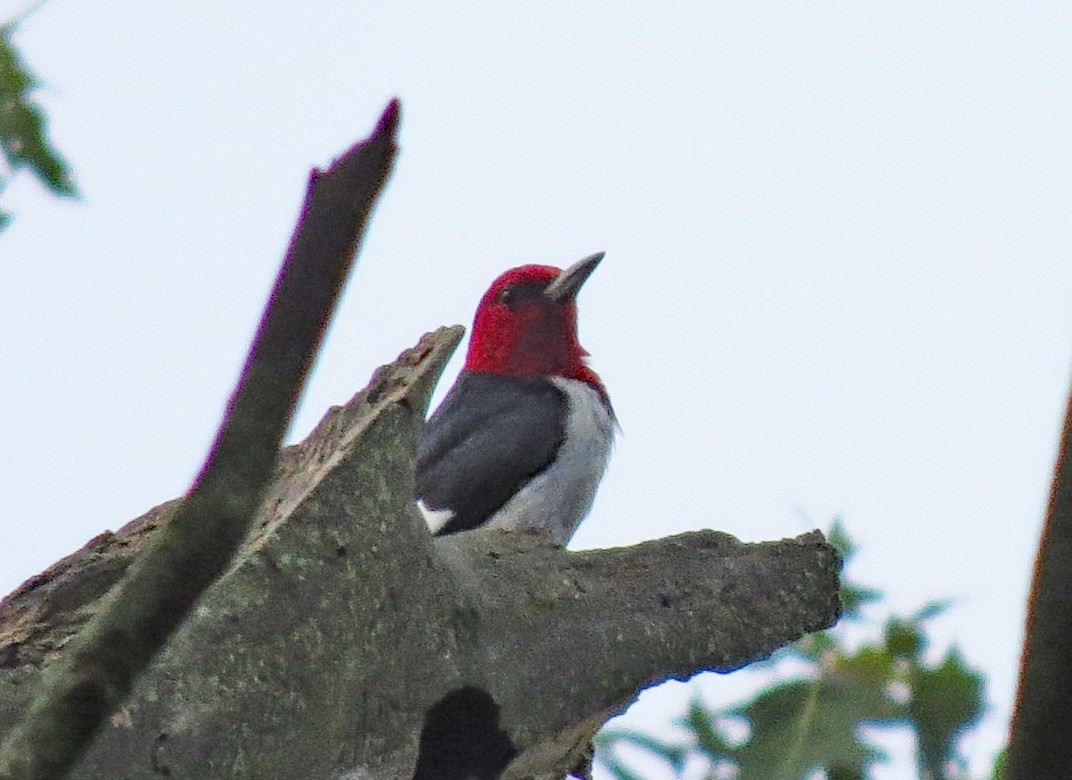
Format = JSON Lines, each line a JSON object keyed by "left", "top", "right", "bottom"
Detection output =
{"left": 418, "top": 499, "right": 455, "bottom": 534}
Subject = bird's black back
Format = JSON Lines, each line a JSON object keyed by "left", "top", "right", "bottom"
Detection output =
{"left": 416, "top": 372, "right": 566, "bottom": 535}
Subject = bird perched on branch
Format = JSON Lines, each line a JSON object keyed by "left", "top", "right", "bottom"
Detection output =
{"left": 416, "top": 252, "right": 615, "bottom": 544}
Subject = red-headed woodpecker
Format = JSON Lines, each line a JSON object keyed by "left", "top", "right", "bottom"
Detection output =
{"left": 416, "top": 252, "right": 615, "bottom": 544}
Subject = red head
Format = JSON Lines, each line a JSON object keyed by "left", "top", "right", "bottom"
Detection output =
{"left": 465, "top": 252, "right": 606, "bottom": 393}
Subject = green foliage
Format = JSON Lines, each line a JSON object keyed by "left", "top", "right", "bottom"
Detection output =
{"left": 596, "top": 520, "right": 987, "bottom": 780}
{"left": 0, "top": 16, "right": 78, "bottom": 230}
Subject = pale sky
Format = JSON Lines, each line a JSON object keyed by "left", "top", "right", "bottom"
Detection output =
{"left": 3, "top": 3, "right": 1071, "bottom": 777}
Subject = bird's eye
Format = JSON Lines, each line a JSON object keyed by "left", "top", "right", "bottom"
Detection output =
{"left": 496, "top": 281, "right": 542, "bottom": 307}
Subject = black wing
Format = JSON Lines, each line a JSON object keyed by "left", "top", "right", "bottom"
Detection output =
{"left": 416, "top": 372, "right": 566, "bottom": 534}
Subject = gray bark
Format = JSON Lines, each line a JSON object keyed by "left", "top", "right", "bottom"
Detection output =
{"left": 0, "top": 100, "right": 400, "bottom": 779}
{"left": 0, "top": 325, "right": 840, "bottom": 779}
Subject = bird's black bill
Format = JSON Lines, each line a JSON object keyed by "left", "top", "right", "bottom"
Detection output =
{"left": 544, "top": 251, "right": 604, "bottom": 301}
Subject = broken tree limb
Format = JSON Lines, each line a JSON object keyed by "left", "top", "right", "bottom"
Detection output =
{"left": 0, "top": 322, "right": 840, "bottom": 779}
{"left": 0, "top": 100, "right": 400, "bottom": 780}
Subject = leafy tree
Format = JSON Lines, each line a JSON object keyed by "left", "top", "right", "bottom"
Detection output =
{"left": 0, "top": 15, "right": 78, "bottom": 231}
{"left": 596, "top": 521, "right": 988, "bottom": 780}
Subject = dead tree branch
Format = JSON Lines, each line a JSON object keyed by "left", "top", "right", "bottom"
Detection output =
{"left": 0, "top": 327, "right": 840, "bottom": 779}
{"left": 0, "top": 100, "right": 400, "bottom": 780}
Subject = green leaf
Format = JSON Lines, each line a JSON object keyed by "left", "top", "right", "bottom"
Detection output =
{"left": 727, "top": 650, "right": 900, "bottom": 780}
{"left": 840, "top": 582, "right": 883, "bottom": 622}
{"left": 826, "top": 519, "right": 882, "bottom": 622}
{"left": 0, "top": 20, "right": 78, "bottom": 229}
{"left": 595, "top": 728, "right": 690, "bottom": 775}
{"left": 827, "top": 766, "right": 866, "bottom": 780}
{"left": 682, "top": 696, "right": 734, "bottom": 758}
{"left": 827, "top": 517, "right": 855, "bottom": 560}
{"left": 885, "top": 616, "right": 926, "bottom": 660}
{"left": 911, "top": 599, "right": 954, "bottom": 623}
{"left": 908, "top": 646, "right": 985, "bottom": 778}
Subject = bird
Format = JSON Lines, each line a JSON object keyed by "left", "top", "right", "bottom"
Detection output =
{"left": 416, "top": 252, "right": 615, "bottom": 545}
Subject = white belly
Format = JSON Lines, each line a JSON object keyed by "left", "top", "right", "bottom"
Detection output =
{"left": 485, "top": 377, "right": 616, "bottom": 544}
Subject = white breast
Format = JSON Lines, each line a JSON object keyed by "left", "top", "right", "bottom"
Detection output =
{"left": 485, "top": 377, "right": 616, "bottom": 544}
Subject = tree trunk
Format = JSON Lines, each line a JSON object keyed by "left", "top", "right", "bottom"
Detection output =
{"left": 0, "top": 325, "right": 840, "bottom": 779}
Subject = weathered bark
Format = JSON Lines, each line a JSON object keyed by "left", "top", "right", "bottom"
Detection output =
{"left": 1007, "top": 376, "right": 1072, "bottom": 779}
{"left": 0, "top": 100, "right": 399, "bottom": 778}
{"left": 0, "top": 322, "right": 841, "bottom": 779}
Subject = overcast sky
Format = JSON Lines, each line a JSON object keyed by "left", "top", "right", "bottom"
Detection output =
{"left": 3, "top": 3, "right": 1071, "bottom": 777}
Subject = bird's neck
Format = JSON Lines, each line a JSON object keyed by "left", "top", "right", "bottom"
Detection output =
{"left": 465, "top": 339, "right": 608, "bottom": 402}
{"left": 464, "top": 304, "right": 609, "bottom": 400}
